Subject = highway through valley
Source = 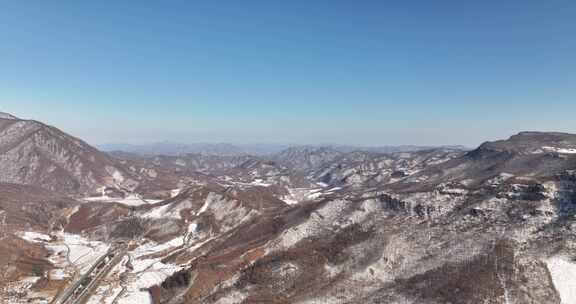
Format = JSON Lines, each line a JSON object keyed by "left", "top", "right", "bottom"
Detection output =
{"left": 51, "top": 244, "right": 128, "bottom": 304}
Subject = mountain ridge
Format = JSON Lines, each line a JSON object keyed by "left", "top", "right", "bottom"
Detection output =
{"left": 2, "top": 113, "right": 576, "bottom": 304}
{"left": 0, "top": 112, "right": 137, "bottom": 194}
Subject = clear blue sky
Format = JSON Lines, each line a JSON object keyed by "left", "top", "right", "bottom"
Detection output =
{"left": 1, "top": 1, "right": 574, "bottom": 147}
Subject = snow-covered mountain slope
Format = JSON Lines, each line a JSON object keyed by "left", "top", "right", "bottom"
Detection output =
{"left": 310, "top": 148, "right": 464, "bottom": 188}
{"left": 4, "top": 131, "right": 576, "bottom": 304}
{"left": 390, "top": 132, "right": 576, "bottom": 193}
{"left": 272, "top": 146, "right": 344, "bottom": 172}
{"left": 113, "top": 153, "right": 317, "bottom": 200}
{"left": 0, "top": 114, "right": 137, "bottom": 194}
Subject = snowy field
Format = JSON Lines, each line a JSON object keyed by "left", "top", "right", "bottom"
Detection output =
{"left": 18, "top": 230, "right": 110, "bottom": 276}
{"left": 12, "top": 231, "right": 111, "bottom": 303}
{"left": 84, "top": 239, "right": 187, "bottom": 304}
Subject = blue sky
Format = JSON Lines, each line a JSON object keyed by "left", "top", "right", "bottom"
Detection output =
{"left": 1, "top": 1, "right": 575, "bottom": 147}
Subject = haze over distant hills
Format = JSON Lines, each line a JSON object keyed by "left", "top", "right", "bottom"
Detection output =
{"left": 98, "top": 141, "right": 469, "bottom": 157}
{"left": 2, "top": 0, "right": 574, "bottom": 302}
{"left": 3, "top": 110, "right": 576, "bottom": 304}
{"left": 98, "top": 142, "right": 291, "bottom": 156}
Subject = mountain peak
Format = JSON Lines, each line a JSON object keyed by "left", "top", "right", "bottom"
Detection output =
{"left": 0, "top": 115, "right": 136, "bottom": 194}
{"left": 474, "top": 131, "right": 576, "bottom": 155}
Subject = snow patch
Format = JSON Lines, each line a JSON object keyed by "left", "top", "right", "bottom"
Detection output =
{"left": 170, "top": 188, "right": 182, "bottom": 198}
{"left": 133, "top": 260, "right": 182, "bottom": 288}
{"left": 132, "top": 238, "right": 185, "bottom": 259}
{"left": 112, "top": 170, "right": 125, "bottom": 183}
{"left": 84, "top": 194, "right": 162, "bottom": 206}
{"left": 251, "top": 179, "right": 272, "bottom": 187}
{"left": 542, "top": 146, "right": 576, "bottom": 154}
{"left": 282, "top": 188, "right": 324, "bottom": 205}
{"left": 213, "top": 290, "right": 248, "bottom": 304}
{"left": 46, "top": 232, "right": 110, "bottom": 274}
{"left": 18, "top": 231, "right": 52, "bottom": 243}
{"left": 111, "top": 257, "right": 181, "bottom": 304}
{"left": 546, "top": 256, "right": 576, "bottom": 304}
{"left": 199, "top": 192, "right": 220, "bottom": 215}
{"left": 49, "top": 268, "right": 69, "bottom": 280}
{"left": 116, "top": 290, "right": 152, "bottom": 304}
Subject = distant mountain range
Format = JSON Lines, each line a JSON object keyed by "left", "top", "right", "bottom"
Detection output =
{"left": 3, "top": 110, "right": 576, "bottom": 304}
{"left": 98, "top": 142, "right": 291, "bottom": 156}
{"left": 98, "top": 141, "right": 469, "bottom": 157}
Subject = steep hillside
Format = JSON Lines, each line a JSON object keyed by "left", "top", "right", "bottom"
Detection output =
{"left": 115, "top": 153, "right": 317, "bottom": 199}
{"left": 273, "top": 146, "right": 343, "bottom": 172}
{"left": 311, "top": 148, "right": 464, "bottom": 188}
{"left": 0, "top": 113, "right": 137, "bottom": 194}
{"left": 4, "top": 131, "right": 576, "bottom": 304}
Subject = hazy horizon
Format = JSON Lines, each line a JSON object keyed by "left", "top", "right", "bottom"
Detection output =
{"left": 0, "top": 109, "right": 566, "bottom": 149}
{"left": 96, "top": 141, "right": 471, "bottom": 151}
{"left": 2, "top": 1, "right": 575, "bottom": 147}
